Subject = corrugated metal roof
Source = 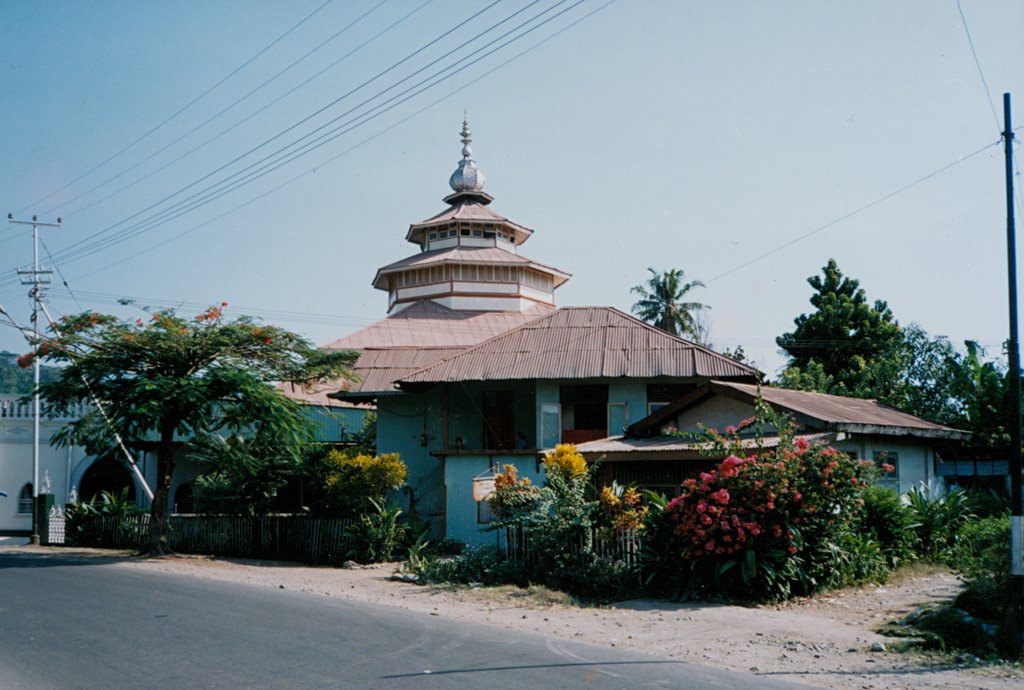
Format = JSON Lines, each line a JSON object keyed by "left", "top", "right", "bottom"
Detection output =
{"left": 378, "top": 246, "right": 534, "bottom": 271}
{"left": 398, "top": 307, "right": 761, "bottom": 384}
{"left": 341, "top": 347, "right": 466, "bottom": 394}
{"left": 575, "top": 432, "right": 839, "bottom": 454}
{"left": 276, "top": 382, "right": 373, "bottom": 409}
{"left": 406, "top": 201, "right": 535, "bottom": 246}
{"left": 323, "top": 301, "right": 552, "bottom": 350}
{"left": 715, "top": 381, "right": 965, "bottom": 433}
{"left": 628, "top": 380, "right": 970, "bottom": 441}
{"left": 371, "top": 247, "right": 571, "bottom": 289}
{"left": 413, "top": 201, "right": 530, "bottom": 229}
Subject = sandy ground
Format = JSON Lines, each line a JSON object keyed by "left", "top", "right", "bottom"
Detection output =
{"left": 8, "top": 545, "right": 1023, "bottom": 689}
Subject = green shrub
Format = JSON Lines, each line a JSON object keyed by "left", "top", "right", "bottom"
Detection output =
{"left": 314, "top": 450, "right": 407, "bottom": 518}
{"left": 191, "top": 434, "right": 298, "bottom": 516}
{"left": 858, "top": 485, "right": 916, "bottom": 567}
{"left": 950, "top": 515, "right": 1011, "bottom": 622}
{"left": 822, "top": 532, "right": 889, "bottom": 586}
{"left": 419, "top": 546, "right": 524, "bottom": 586}
{"left": 904, "top": 483, "right": 973, "bottom": 560}
{"left": 642, "top": 415, "right": 879, "bottom": 602}
{"left": 346, "top": 498, "right": 408, "bottom": 563}
{"left": 64, "top": 488, "right": 141, "bottom": 547}
{"left": 964, "top": 488, "right": 1009, "bottom": 519}
{"left": 482, "top": 446, "right": 638, "bottom": 600}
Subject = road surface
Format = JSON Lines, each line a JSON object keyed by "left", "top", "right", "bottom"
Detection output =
{"left": 0, "top": 550, "right": 802, "bottom": 689}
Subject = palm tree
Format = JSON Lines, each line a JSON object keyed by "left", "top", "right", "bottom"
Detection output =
{"left": 630, "top": 268, "right": 709, "bottom": 340}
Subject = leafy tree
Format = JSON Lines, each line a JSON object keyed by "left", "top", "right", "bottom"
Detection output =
{"left": 30, "top": 305, "right": 355, "bottom": 553}
{"left": 721, "top": 345, "right": 749, "bottom": 364}
{"left": 192, "top": 434, "right": 298, "bottom": 516}
{"left": 631, "top": 267, "right": 709, "bottom": 340}
{"left": 955, "top": 341, "right": 1010, "bottom": 451}
{"left": 0, "top": 350, "right": 62, "bottom": 394}
{"left": 776, "top": 259, "right": 903, "bottom": 396}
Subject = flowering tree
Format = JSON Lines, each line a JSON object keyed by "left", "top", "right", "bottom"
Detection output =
{"left": 646, "top": 416, "right": 879, "bottom": 601}
{"left": 27, "top": 304, "right": 355, "bottom": 554}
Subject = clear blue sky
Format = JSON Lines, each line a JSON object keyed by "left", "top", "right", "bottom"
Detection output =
{"left": 1, "top": 0, "right": 1021, "bottom": 375}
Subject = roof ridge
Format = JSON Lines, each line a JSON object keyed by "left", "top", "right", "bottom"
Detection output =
{"left": 393, "top": 308, "right": 556, "bottom": 381}
{"left": 576, "top": 306, "right": 763, "bottom": 377}
{"left": 395, "top": 306, "right": 762, "bottom": 384}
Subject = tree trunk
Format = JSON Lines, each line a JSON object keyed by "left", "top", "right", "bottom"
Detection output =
{"left": 146, "top": 424, "right": 177, "bottom": 555}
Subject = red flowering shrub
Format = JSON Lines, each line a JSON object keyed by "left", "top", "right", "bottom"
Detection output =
{"left": 645, "top": 424, "right": 877, "bottom": 601}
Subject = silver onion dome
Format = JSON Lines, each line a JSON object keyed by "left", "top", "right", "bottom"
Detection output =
{"left": 448, "top": 118, "right": 486, "bottom": 193}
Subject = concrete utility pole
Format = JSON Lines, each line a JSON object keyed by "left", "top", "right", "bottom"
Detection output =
{"left": 1001, "top": 93, "right": 1023, "bottom": 657}
{"left": 8, "top": 213, "right": 60, "bottom": 545}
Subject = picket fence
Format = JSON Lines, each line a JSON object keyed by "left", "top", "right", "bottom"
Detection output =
{"left": 504, "top": 526, "right": 642, "bottom": 567}
{"left": 75, "top": 515, "right": 357, "bottom": 565}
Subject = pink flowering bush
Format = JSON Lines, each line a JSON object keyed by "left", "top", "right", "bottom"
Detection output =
{"left": 644, "top": 415, "right": 880, "bottom": 601}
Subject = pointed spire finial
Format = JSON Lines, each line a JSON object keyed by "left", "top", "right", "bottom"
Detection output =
{"left": 449, "top": 116, "right": 485, "bottom": 194}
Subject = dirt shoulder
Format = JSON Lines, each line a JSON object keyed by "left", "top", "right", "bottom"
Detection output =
{"left": 12, "top": 545, "right": 1023, "bottom": 690}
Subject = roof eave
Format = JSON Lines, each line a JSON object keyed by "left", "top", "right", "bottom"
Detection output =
{"left": 831, "top": 422, "right": 972, "bottom": 441}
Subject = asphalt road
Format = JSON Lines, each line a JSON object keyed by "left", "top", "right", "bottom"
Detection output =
{"left": 0, "top": 551, "right": 801, "bottom": 689}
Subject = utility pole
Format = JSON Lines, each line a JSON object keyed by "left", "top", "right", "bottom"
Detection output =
{"left": 8, "top": 213, "right": 60, "bottom": 545}
{"left": 1001, "top": 92, "right": 1023, "bottom": 657}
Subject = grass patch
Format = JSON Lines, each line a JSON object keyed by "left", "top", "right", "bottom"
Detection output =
{"left": 878, "top": 603, "right": 1000, "bottom": 658}
{"left": 428, "top": 582, "right": 581, "bottom": 607}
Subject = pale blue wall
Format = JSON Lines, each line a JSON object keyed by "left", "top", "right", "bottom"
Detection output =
{"left": 376, "top": 390, "right": 445, "bottom": 527}
{"left": 444, "top": 451, "right": 544, "bottom": 546}
{"left": 608, "top": 380, "right": 646, "bottom": 432}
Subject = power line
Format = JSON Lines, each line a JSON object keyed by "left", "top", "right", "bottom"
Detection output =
{"left": 19, "top": 0, "right": 337, "bottom": 214}
{"left": 58, "top": 0, "right": 580, "bottom": 263}
{"left": 45, "top": 0, "right": 510, "bottom": 265}
{"left": 38, "top": 238, "right": 83, "bottom": 312}
{"left": 955, "top": 0, "right": 1001, "bottom": 133}
{"left": 23, "top": 0, "right": 581, "bottom": 276}
{"left": 954, "top": 0, "right": 1024, "bottom": 221}
{"left": 44, "top": 0, "right": 401, "bottom": 219}
{"left": 50, "top": 0, "right": 604, "bottom": 286}
{"left": 705, "top": 140, "right": 1001, "bottom": 284}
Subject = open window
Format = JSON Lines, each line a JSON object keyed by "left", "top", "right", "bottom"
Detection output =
{"left": 482, "top": 391, "right": 515, "bottom": 450}
{"left": 559, "top": 385, "right": 608, "bottom": 444}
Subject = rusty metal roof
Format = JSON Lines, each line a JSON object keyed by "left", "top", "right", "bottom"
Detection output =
{"left": 340, "top": 347, "right": 467, "bottom": 395}
{"left": 371, "top": 246, "right": 570, "bottom": 290}
{"left": 322, "top": 301, "right": 552, "bottom": 350}
{"left": 575, "top": 431, "right": 839, "bottom": 455}
{"left": 276, "top": 382, "right": 373, "bottom": 409}
{"left": 629, "top": 380, "right": 970, "bottom": 441}
{"left": 397, "top": 307, "right": 762, "bottom": 384}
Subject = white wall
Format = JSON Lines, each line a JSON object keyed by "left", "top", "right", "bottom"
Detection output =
{"left": 0, "top": 406, "right": 92, "bottom": 533}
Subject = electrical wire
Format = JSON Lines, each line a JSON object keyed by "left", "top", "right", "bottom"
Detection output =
{"left": 54, "top": 0, "right": 602, "bottom": 287}
{"left": 43, "top": 0, "right": 398, "bottom": 220}
{"left": 955, "top": 0, "right": 1001, "bottom": 133}
{"left": 705, "top": 140, "right": 1001, "bottom": 284}
{"left": 57, "top": 0, "right": 580, "bottom": 264}
{"left": 43, "top": 0, "right": 510, "bottom": 265}
{"left": 39, "top": 238, "right": 84, "bottom": 312}
{"left": 19, "top": 0, "right": 337, "bottom": 215}
{"left": 28, "top": 1, "right": 583, "bottom": 275}
{"left": 954, "top": 0, "right": 1024, "bottom": 222}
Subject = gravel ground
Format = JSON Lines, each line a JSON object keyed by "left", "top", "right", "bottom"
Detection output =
{"left": 10, "top": 545, "right": 1024, "bottom": 690}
